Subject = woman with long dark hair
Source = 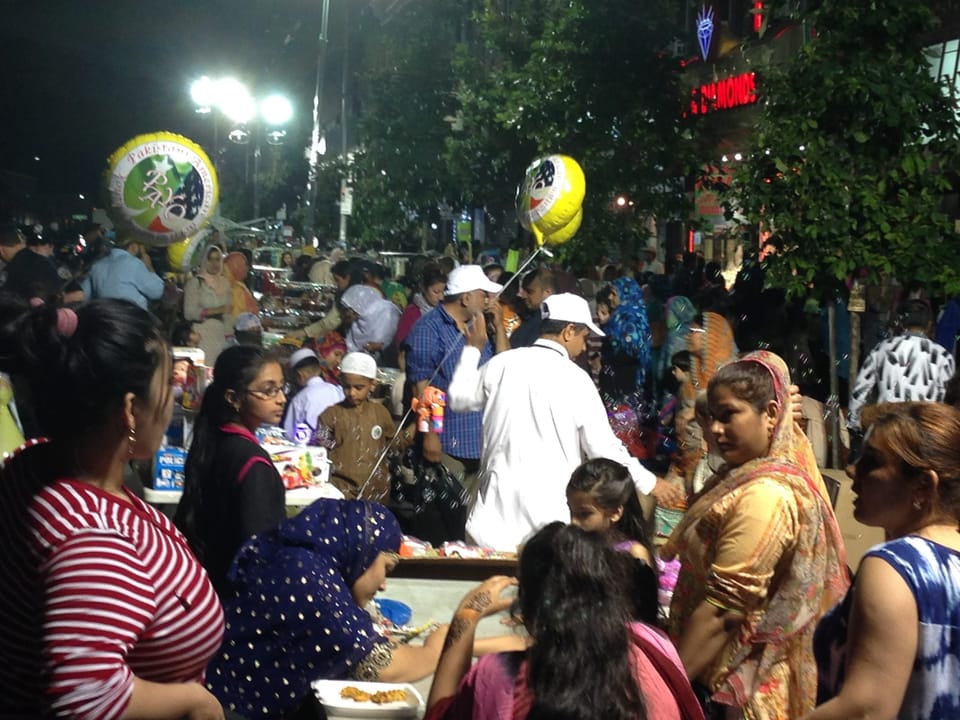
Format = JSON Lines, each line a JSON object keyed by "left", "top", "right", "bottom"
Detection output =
{"left": 0, "top": 299, "right": 224, "bottom": 719}
{"left": 175, "top": 344, "right": 288, "bottom": 595}
{"left": 425, "top": 523, "right": 703, "bottom": 720}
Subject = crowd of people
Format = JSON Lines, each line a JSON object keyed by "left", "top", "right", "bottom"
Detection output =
{"left": 0, "top": 218, "right": 959, "bottom": 720}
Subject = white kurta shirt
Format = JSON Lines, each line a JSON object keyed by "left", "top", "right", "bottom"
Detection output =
{"left": 448, "top": 338, "right": 656, "bottom": 551}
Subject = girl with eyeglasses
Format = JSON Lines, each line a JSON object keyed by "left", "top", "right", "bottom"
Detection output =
{"left": 176, "top": 344, "right": 288, "bottom": 596}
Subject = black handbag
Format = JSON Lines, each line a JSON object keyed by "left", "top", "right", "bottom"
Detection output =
{"left": 389, "top": 446, "right": 468, "bottom": 545}
{"left": 692, "top": 680, "right": 728, "bottom": 720}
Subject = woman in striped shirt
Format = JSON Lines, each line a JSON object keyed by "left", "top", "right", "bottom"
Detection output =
{"left": 0, "top": 299, "right": 225, "bottom": 720}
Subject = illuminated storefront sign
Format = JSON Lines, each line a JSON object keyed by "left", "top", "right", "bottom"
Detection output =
{"left": 753, "top": 2, "right": 764, "bottom": 33}
{"left": 696, "top": 6, "right": 715, "bottom": 61}
{"left": 688, "top": 71, "right": 758, "bottom": 116}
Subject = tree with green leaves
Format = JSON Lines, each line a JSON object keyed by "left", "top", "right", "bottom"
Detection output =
{"left": 448, "top": 0, "right": 697, "bottom": 264}
{"left": 348, "top": 1, "right": 465, "bottom": 250}
{"left": 723, "top": 0, "right": 960, "bottom": 300}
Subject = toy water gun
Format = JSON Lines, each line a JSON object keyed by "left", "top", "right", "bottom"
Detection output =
{"left": 412, "top": 387, "right": 446, "bottom": 433}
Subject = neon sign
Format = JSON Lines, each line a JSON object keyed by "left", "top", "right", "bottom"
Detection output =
{"left": 688, "top": 72, "right": 758, "bottom": 116}
{"left": 696, "top": 6, "right": 715, "bottom": 62}
{"left": 753, "top": 2, "right": 764, "bottom": 33}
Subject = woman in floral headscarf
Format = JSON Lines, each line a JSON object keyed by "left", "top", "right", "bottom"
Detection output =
{"left": 662, "top": 352, "right": 849, "bottom": 720}
{"left": 207, "top": 499, "right": 449, "bottom": 719}
{"left": 599, "top": 276, "right": 653, "bottom": 397}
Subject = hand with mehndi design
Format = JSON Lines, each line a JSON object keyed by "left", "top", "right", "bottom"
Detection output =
{"left": 456, "top": 575, "right": 517, "bottom": 618}
{"left": 426, "top": 575, "right": 519, "bottom": 711}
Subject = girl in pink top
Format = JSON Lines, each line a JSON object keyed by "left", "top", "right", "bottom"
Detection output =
{"left": 425, "top": 523, "right": 703, "bottom": 720}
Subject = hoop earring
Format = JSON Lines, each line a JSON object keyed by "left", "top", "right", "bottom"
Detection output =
{"left": 128, "top": 427, "right": 137, "bottom": 457}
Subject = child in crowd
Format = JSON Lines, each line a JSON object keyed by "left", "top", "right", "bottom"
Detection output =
{"left": 171, "top": 319, "right": 202, "bottom": 348}
{"left": 175, "top": 345, "right": 288, "bottom": 596}
{"left": 669, "top": 350, "right": 696, "bottom": 408}
{"left": 283, "top": 347, "right": 344, "bottom": 443}
{"left": 314, "top": 331, "right": 347, "bottom": 384}
{"left": 317, "top": 351, "right": 410, "bottom": 501}
{"left": 231, "top": 312, "right": 263, "bottom": 347}
{"left": 566, "top": 458, "right": 659, "bottom": 624}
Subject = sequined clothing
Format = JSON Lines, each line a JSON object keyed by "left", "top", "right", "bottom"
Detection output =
{"left": 207, "top": 499, "right": 403, "bottom": 718}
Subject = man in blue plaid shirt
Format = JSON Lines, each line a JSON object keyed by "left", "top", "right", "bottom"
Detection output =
{"left": 404, "top": 265, "right": 508, "bottom": 537}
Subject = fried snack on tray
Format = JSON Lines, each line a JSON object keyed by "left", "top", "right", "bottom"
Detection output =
{"left": 339, "top": 686, "right": 409, "bottom": 704}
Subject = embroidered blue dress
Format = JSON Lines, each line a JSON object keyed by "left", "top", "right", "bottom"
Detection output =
{"left": 814, "top": 536, "right": 960, "bottom": 719}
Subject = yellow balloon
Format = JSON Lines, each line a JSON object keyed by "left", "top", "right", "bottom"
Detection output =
{"left": 543, "top": 207, "right": 583, "bottom": 247}
{"left": 166, "top": 233, "right": 208, "bottom": 273}
{"left": 167, "top": 237, "right": 192, "bottom": 270}
{"left": 517, "top": 155, "right": 586, "bottom": 242}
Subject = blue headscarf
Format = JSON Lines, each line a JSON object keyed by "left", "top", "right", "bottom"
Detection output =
{"left": 604, "top": 277, "right": 652, "bottom": 391}
{"left": 208, "top": 499, "right": 402, "bottom": 717}
{"left": 659, "top": 295, "right": 697, "bottom": 383}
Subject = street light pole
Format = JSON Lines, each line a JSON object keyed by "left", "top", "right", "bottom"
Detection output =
{"left": 253, "top": 136, "right": 262, "bottom": 219}
{"left": 306, "top": 0, "right": 331, "bottom": 241}
{"left": 338, "top": 0, "right": 351, "bottom": 246}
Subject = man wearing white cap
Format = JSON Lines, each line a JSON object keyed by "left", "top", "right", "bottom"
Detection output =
{"left": 282, "top": 348, "right": 345, "bottom": 443}
{"left": 448, "top": 292, "right": 678, "bottom": 551}
{"left": 404, "top": 265, "right": 509, "bottom": 537}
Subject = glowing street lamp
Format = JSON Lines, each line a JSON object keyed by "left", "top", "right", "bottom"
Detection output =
{"left": 190, "top": 75, "right": 293, "bottom": 219}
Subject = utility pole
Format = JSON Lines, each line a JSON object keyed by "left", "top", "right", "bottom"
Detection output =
{"left": 338, "top": 1, "right": 351, "bottom": 246}
{"left": 305, "top": 0, "right": 331, "bottom": 243}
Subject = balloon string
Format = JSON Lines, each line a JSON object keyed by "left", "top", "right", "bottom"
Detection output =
{"left": 356, "top": 245, "right": 550, "bottom": 500}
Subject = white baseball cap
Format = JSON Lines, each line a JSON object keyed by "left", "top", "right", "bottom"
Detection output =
{"left": 340, "top": 351, "right": 378, "bottom": 379}
{"left": 444, "top": 265, "right": 503, "bottom": 296}
{"left": 541, "top": 293, "right": 605, "bottom": 337}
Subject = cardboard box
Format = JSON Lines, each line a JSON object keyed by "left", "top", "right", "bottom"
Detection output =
{"left": 154, "top": 447, "right": 187, "bottom": 490}
{"left": 268, "top": 445, "right": 332, "bottom": 489}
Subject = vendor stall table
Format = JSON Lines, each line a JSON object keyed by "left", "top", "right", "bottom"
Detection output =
{"left": 142, "top": 484, "right": 342, "bottom": 507}
{"left": 393, "top": 556, "right": 518, "bottom": 582}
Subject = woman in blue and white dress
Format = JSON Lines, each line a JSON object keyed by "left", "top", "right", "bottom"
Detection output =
{"left": 806, "top": 401, "right": 960, "bottom": 720}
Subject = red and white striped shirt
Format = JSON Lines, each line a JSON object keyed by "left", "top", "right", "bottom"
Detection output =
{"left": 0, "top": 456, "right": 224, "bottom": 720}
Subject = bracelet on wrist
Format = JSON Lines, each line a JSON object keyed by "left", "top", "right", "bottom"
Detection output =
{"left": 453, "top": 608, "right": 482, "bottom": 623}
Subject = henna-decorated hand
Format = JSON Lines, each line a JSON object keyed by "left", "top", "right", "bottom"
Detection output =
{"left": 457, "top": 575, "right": 517, "bottom": 618}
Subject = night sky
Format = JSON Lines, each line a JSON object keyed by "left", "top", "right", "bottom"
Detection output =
{"left": 1, "top": 0, "right": 355, "bottom": 200}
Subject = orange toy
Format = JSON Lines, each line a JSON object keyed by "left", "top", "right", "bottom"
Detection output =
{"left": 411, "top": 387, "right": 446, "bottom": 433}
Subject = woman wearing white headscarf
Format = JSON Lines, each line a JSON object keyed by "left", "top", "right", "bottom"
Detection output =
{"left": 183, "top": 244, "right": 232, "bottom": 365}
{"left": 340, "top": 284, "right": 401, "bottom": 358}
